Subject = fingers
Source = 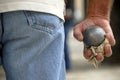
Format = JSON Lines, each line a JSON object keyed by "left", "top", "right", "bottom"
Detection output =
{"left": 84, "top": 43, "right": 112, "bottom": 62}
{"left": 83, "top": 48, "right": 92, "bottom": 59}
{"left": 102, "top": 24, "right": 116, "bottom": 46}
{"left": 73, "top": 19, "right": 94, "bottom": 41}
{"left": 84, "top": 49, "right": 104, "bottom": 62}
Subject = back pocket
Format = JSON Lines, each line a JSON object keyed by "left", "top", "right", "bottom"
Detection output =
{"left": 23, "top": 11, "right": 62, "bottom": 35}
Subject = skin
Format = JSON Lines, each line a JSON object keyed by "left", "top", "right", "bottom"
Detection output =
{"left": 73, "top": 0, "right": 115, "bottom": 62}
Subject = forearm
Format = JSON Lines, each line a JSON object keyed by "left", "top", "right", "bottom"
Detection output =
{"left": 87, "top": 0, "right": 113, "bottom": 20}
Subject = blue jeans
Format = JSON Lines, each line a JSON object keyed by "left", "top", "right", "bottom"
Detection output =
{"left": 0, "top": 11, "right": 66, "bottom": 80}
{"left": 64, "top": 19, "right": 74, "bottom": 70}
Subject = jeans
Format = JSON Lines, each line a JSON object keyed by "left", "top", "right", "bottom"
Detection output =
{"left": 0, "top": 11, "right": 65, "bottom": 80}
{"left": 64, "top": 19, "right": 74, "bottom": 70}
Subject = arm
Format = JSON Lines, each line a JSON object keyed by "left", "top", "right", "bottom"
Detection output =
{"left": 73, "top": 0, "right": 115, "bottom": 62}
{"left": 87, "top": 0, "right": 113, "bottom": 20}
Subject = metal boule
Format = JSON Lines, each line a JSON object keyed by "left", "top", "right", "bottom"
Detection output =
{"left": 83, "top": 26, "right": 106, "bottom": 47}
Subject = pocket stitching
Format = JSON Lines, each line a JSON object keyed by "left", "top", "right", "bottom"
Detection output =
{"left": 23, "top": 11, "right": 56, "bottom": 35}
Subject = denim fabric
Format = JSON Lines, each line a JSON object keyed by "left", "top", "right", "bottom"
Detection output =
{"left": 0, "top": 11, "right": 66, "bottom": 80}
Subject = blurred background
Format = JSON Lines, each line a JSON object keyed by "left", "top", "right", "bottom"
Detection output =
{"left": 0, "top": 0, "right": 120, "bottom": 80}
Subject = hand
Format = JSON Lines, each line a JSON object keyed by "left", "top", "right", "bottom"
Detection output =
{"left": 73, "top": 17, "right": 116, "bottom": 62}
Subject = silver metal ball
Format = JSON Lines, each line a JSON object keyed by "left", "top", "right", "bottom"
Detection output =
{"left": 83, "top": 26, "right": 106, "bottom": 47}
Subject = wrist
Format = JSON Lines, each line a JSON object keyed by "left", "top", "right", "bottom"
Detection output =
{"left": 87, "top": 14, "right": 110, "bottom": 21}
{"left": 87, "top": 0, "right": 112, "bottom": 21}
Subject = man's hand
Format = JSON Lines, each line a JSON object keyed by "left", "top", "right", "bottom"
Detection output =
{"left": 73, "top": 17, "right": 116, "bottom": 62}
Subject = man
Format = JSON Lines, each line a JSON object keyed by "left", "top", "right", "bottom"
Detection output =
{"left": 0, "top": 0, "right": 115, "bottom": 80}
{"left": 0, "top": 0, "right": 65, "bottom": 80}
{"left": 64, "top": 0, "right": 74, "bottom": 70}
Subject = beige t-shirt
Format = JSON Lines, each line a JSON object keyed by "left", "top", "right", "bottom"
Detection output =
{"left": 0, "top": 0, "right": 65, "bottom": 20}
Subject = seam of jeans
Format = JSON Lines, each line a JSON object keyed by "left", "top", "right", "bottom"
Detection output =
{"left": 23, "top": 11, "right": 33, "bottom": 26}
